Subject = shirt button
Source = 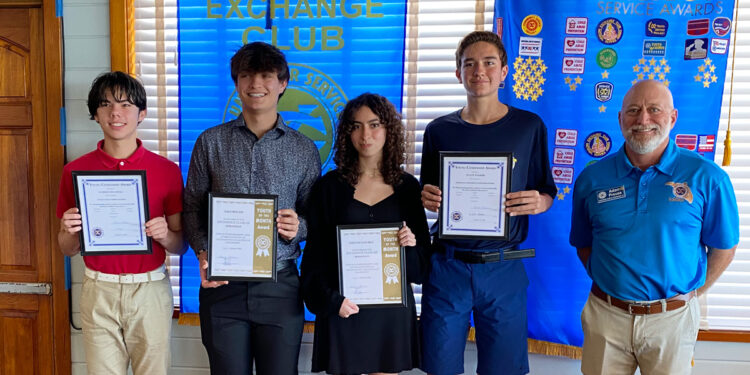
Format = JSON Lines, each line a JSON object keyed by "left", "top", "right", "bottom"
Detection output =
{"left": 369, "top": 212, "right": 374, "bottom": 218}
{"left": 119, "top": 161, "right": 125, "bottom": 166}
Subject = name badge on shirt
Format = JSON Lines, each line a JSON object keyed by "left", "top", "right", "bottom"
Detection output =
{"left": 596, "top": 185, "right": 626, "bottom": 203}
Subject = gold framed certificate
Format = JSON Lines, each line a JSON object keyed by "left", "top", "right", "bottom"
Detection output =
{"left": 439, "top": 151, "right": 513, "bottom": 240}
{"left": 207, "top": 193, "right": 278, "bottom": 282}
{"left": 336, "top": 223, "right": 407, "bottom": 308}
{"left": 72, "top": 170, "right": 152, "bottom": 256}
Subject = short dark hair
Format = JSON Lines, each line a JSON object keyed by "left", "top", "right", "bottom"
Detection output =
{"left": 230, "top": 42, "right": 290, "bottom": 84}
{"left": 334, "top": 93, "right": 405, "bottom": 187}
{"left": 455, "top": 31, "right": 507, "bottom": 69}
{"left": 87, "top": 71, "right": 147, "bottom": 120}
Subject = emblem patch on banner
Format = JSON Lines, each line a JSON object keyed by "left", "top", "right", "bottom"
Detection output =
{"left": 675, "top": 134, "right": 698, "bottom": 151}
{"left": 596, "top": 48, "right": 618, "bottom": 69}
{"left": 555, "top": 128, "right": 578, "bottom": 146}
{"left": 666, "top": 182, "right": 694, "bottom": 204}
{"left": 597, "top": 186, "right": 626, "bottom": 204}
{"left": 597, "top": 18, "right": 623, "bottom": 44}
{"left": 646, "top": 18, "right": 668, "bottom": 37}
{"left": 699, "top": 135, "right": 716, "bottom": 152}
{"left": 685, "top": 38, "right": 708, "bottom": 60}
{"left": 563, "top": 37, "right": 587, "bottom": 55}
{"left": 562, "top": 56, "right": 585, "bottom": 74}
{"left": 522, "top": 14, "right": 543, "bottom": 36}
{"left": 584, "top": 132, "right": 612, "bottom": 158}
{"left": 553, "top": 148, "right": 575, "bottom": 165}
{"left": 552, "top": 166, "right": 574, "bottom": 184}
{"left": 687, "top": 19, "right": 710, "bottom": 36}
{"left": 512, "top": 56, "right": 547, "bottom": 101}
{"left": 496, "top": 17, "right": 503, "bottom": 38}
{"left": 566, "top": 17, "right": 588, "bottom": 34}
{"left": 711, "top": 39, "right": 728, "bottom": 54}
{"left": 643, "top": 40, "right": 667, "bottom": 56}
{"left": 519, "top": 37, "right": 543, "bottom": 57}
{"left": 595, "top": 82, "right": 613, "bottom": 102}
{"left": 712, "top": 17, "right": 731, "bottom": 37}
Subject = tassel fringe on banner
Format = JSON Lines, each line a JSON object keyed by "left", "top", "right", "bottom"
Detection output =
{"left": 467, "top": 327, "right": 582, "bottom": 360}
{"left": 723, "top": 0, "right": 740, "bottom": 166}
{"left": 177, "top": 318, "right": 583, "bottom": 360}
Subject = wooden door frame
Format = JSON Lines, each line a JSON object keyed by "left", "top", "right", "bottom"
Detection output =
{"left": 1, "top": 0, "right": 69, "bottom": 373}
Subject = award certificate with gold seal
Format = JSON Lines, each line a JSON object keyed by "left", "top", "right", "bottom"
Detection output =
{"left": 439, "top": 152, "right": 513, "bottom": 240}
{"left": 207, "top": 193, "right": 277, "bottom": 282}
{"left": 336, "top": 223, "right": 407, "bottom": 307}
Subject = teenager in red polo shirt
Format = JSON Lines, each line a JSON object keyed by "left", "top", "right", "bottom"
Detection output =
{"left": 56, "top": 72, "right": 186, "bottom": 375}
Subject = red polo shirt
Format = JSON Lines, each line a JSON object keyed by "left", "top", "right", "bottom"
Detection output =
{"left": 57, "top": 139, "right": 183, "bottom": 274}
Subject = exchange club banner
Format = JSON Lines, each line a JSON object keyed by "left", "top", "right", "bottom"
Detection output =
{"left": 495, "top": 0, "right": 734, "bottom": 348}
{"left": 177, "top": 0, "right": 408, "bottom": 314}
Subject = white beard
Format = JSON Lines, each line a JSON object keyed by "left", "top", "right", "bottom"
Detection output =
{"left": 624, "top": 125, "right": 669, "bottom": 154}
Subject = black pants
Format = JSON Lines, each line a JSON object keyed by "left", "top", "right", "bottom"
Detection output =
{"left": 199, "top": 267, "right": 304, "bottom": 375}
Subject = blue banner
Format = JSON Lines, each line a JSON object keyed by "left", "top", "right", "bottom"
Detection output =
{"left": 495, "top": 0, "right": 733, "bottom": 347}
{"left": 178, "top": 0, "right": 408, "bottom": 313}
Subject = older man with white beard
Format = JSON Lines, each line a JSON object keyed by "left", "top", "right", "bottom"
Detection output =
{"left": 569, "top": 80, "right": 739, "bottom": 375}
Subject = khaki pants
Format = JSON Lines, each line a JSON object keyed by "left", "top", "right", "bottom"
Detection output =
{"left": 80, "top": 271, "right": 173, "bottom": 375}
{"left": 581, "top": 292, "right": 700, "bottom": 375}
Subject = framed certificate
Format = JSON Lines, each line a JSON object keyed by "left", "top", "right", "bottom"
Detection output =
{"left": 207, "top": 193, "right": 278, "bottom": 282}
{"left": 72, "top": 170, "right": 152, "bottom": 255}
{"left": 439, "top": 152, "right": 513, "bottom": 240}
{"left": 336, "top": 223, "right": 407, "bottom": 308}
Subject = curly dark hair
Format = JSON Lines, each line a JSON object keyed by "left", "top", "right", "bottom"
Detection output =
{"left": 333, "top": 93, "right": 405, "bottom": 187}
{"left": 455, "top": 31, "right": 507, "bottom": 69}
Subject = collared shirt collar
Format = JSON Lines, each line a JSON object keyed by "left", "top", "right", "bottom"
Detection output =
{"left": 94, "top": 139, "right": 146, "bottom": 168}
{"left": 232, "top": 113, "right": 288, "bottom": 139}
{"left": 615, "top": 139, "right": 678, "bottom": 178}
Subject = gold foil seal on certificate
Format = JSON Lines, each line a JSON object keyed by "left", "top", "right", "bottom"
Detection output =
{"left": 381, "top": 229, "right": 402, "bottom": 302}
{"left": 252, "top": 200, "right": 274, "bottom": 275}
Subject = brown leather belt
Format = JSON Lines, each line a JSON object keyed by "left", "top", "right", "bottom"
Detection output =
{"left": 591, "top": 284, "right": 697, "bottom": 315}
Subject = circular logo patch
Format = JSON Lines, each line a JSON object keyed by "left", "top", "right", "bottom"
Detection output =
{"left": 584, "top": 131, "right": 612, "bottom": 158}
{"left": 92, "top": 227, "right": 103, "bottom": 238}
{"left": 384, "top": 263, "right": 400, "bottom": 278}
{"left": 451, "top": 211, "right": 463, "bottom": 222}
{"left": 522, "top": 15, "right": 543, "bottom": 36}
{"left": 255, "top": 235, "right": 271, "bottom": 251}
{"left": 596, "top": 18, "right": 624, "bottom": 45}
{"left": 596, "top": 48, "right": 618, "bottom": 69}
{"left": 223, "top": 63, "right": 346, "bottom": 172}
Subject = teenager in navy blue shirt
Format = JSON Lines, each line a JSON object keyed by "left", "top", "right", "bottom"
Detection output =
{"left": 419, "top": 31, "right": 556, "bottom": 375}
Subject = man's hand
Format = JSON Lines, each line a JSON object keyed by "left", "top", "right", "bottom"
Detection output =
{"left": 145, "top": 216, "right": 170, "bottom": 242}
{"left": 198, "top": 250, "right": 229, "bottom": 288}
{"left": 505, "top": 190, "right": 553, "bottom": 216}
{"left": 277, "top": 209, "right": 299, "bottom": 241}
{"left": 421, "top": 184, "right": 442, "bottom": 212}
{"left": 338, "top": 298, "right": 360, "bottom": 318}
{"left": 60, "top": 207, "right": 82, "bottom": 235}
{"left": 58, "top": 208, "right": 82, "bottom": 256}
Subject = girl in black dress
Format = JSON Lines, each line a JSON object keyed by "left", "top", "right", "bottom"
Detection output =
{"left": 300, "top": 93, "right": 430, "bottom": 375}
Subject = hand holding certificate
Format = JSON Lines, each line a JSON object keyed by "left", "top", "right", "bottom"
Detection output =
{"left": 73, "top": 171, "right": 151, "bottom": 255}
{"left": 337, "top": 223, "right": 407, "bottom": 308}
{"left": 207, "top": 193, "right": 278, "bottom": 282}
{"left": 439, "top": 152, "right": 512, "bottom": 240}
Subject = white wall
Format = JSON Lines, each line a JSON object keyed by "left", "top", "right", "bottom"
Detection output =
{"left": 61, "top": 2, "right": 750, "bottom": 374}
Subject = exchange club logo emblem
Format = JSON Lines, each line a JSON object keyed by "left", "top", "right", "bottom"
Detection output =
{"left": 584, "top": 131, "right": 612, "bottom": 158}
{"left": 597, "top": 18, "right": 623, "bottom": 45}
{"left": 224, "top": 63, "right": 346, "bottom": 172}
{"left": 522, "top": 14, "right": 543, "bottom": 36}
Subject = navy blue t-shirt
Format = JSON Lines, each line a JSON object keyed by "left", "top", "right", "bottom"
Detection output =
{"left": 420, "top": 106, "right": 557, "bottom": 251}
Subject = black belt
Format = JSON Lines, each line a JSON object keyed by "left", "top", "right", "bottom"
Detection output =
{"left": 435, "top": 243, "right": 535, "bottom": 264}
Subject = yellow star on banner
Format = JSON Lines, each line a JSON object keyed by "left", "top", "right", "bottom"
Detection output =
{"left": 703, "top": 81, "right": 710, "bottom": 88}
{"left": 660, "top": 58, "right": 668, "bottom": 66}
{"left": 637, "top": 73, "right": 645, "bottom": 80}
{"left": 526, "top": 57, "right": 533, "bottom": 65}
{"left": 515, "top": 56, "right": 524, "bottom": 65}
{"left": 664, "top": 65, "right": 671, "bottom": 73}
{"left": 557, "top": 193, "right": 565, "bottom": 201}
{"left": 601, "top": 70, "right": 610, "bottom": 79}
{"left": 648, "top": 73, "right": 655, "bottom": 80}
{"left": 639, "top": 58, "right": 646, "bottom": 65}
{"left": 709, "top": 65, "right": 716, "bottom": 72}
{"left": 704, "top": 72, "right": 711, "bottom": 80}
{"left": 574, "top": 76, "right": 583, "bottom": 85}
{"left": 598, "top": 104, "right": 606, "bottom": 113}
{"left": 631, "top": 79, "right": 638, "bottom": 85}
{"left": 569, "top": 83, "right": 577, "bottom": 91}
{"left": 658, "top": 73, "right": 666, "bottom": 80}
{"left": 649, "top": 58, "right": 656, "bottom": 66}
{"left": 663, "top": 79, "right": 670, "bottom": 87}
{"left": 565, "top": 76, "right": 572, "bottom": 84}
{"left": 654, "top": 66, "right": 662, "bottom": 73}
{"left": 698, "top": 65, "right": 706, "bottom": 72}
{"left": 705, "top": 57, "right": 713, "bottom": 65}
{"left": 711, "top": 75, "right": 717, "bottom": 83}
{"left": 563, "top": 186, "right": 571, "bottom": 194}
{"left": 643, "top": 66, "right": 651, "bottom": 73}
{"left": 633, "top": 65, "right": 641, "bottom": 72}
{"left": 694, "top": 74, "right": 702, "bottom": 82}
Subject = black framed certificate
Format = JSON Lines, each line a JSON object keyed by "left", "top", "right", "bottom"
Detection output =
{"left": 72, "top": 170, "right": 152, "bottom": 255}
{"left": 439, "top": 152, "right": 513, "bottom": 240}
{"left": 336, "top": 223, "right": 407, "bottom": 308}
{"left": 207, "top": 193, "right": 278, "bottom": 282}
